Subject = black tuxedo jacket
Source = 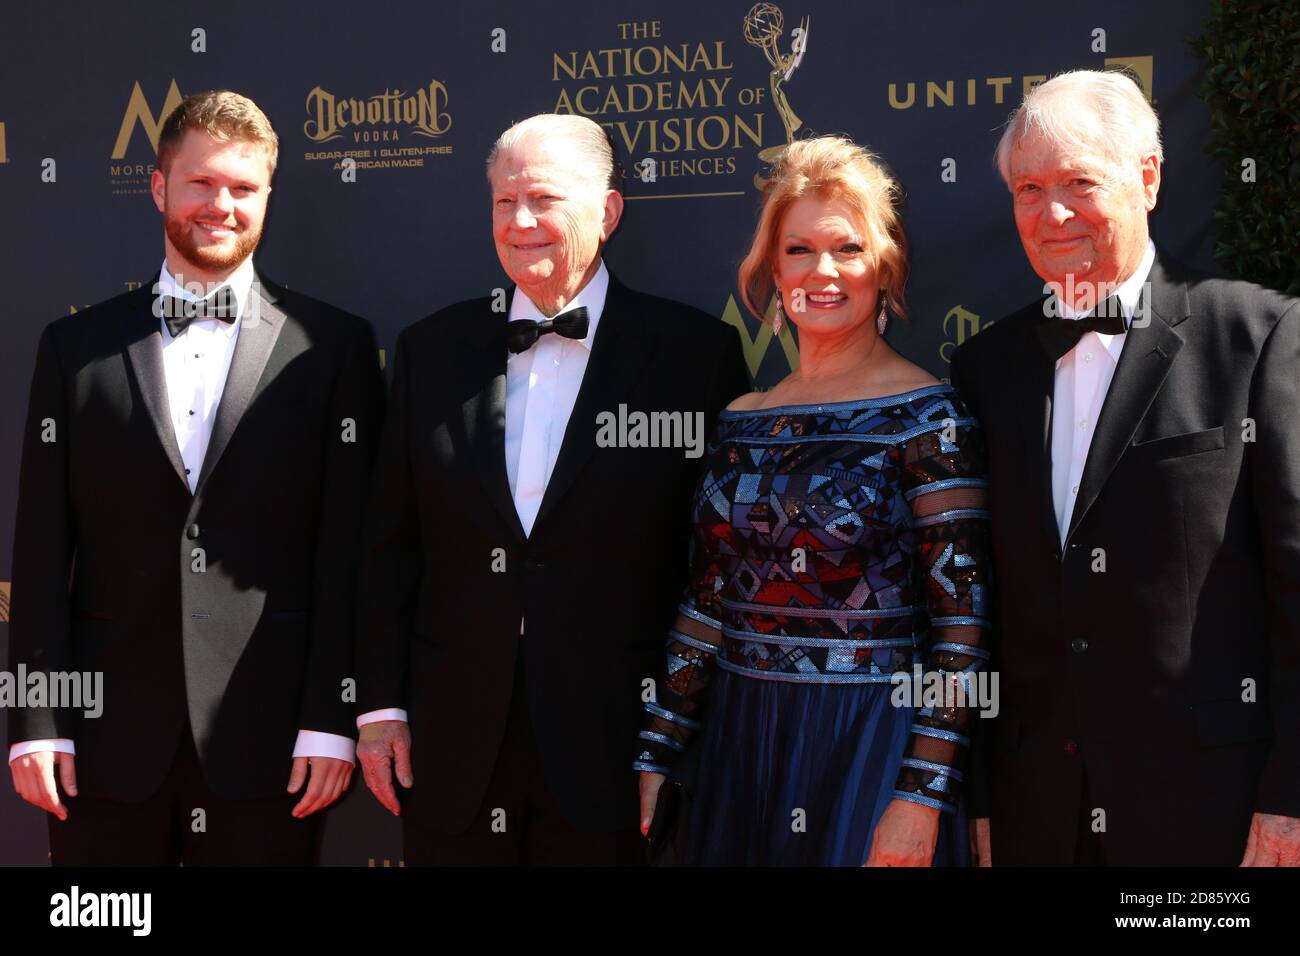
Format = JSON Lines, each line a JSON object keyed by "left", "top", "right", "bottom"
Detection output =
{"left": 7, "top": 271, "right": 385, "bottom": 801}
{"left": 951, "top": 251, "right": 1300, "bottom": 865}
{"left": 355, "top": 275, "right": 748, "bottom": 834}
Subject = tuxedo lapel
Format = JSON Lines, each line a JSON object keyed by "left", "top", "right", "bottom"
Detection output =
{"left": 122, "top": 285, "right": 191, "bottom": 493}
{"left": 1021, "top": 305, "right": 1061, "bottom": 555}
{"left": 1065, "top": 255, "right": 1188, "bottom": 545}
{"left": 533, "top": 277, "right": 649, "bottom": 532}
{"left": 194, "top": 274, "right": 286, "bottom": 493}
{"left": 455, "top": 297, "right": 526, "bottom": 543}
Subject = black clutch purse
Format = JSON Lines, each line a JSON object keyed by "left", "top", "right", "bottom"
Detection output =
{"left": 644, "top": 737, "right": 702, "bottom": 867}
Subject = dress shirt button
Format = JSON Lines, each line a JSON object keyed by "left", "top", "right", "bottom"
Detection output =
{"left": 187, "top": 523, "right": 200, "bottom": 539}
{"left": 1071, "top": 485, "right": 1079, "bottom": 496}
{"left": 1063, "top": 738, "right": 1079, "bottom": 755}
{"left": 1084, "top": 353, "right": 1093, "bottom": 363}
{"left": 1079, "top": 418, "right": 1088, "bottom": 430}
{"left": 1071, "top": 637, "right": 1089, "bottom": 653}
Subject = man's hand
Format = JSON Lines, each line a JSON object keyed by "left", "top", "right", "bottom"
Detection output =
{"left": 969, "top": 817, "right": 992, "bottom": 866}
{"left": 865, "top": 798, "right": 941, "bottom": 866}
{"left": 1240, "top": 812, "right": 1300, "bottom": 866}
{"left": 356, "top": 720, "right": 413, "bottom": 816}
{"left": 639, "top": 771, "right": 666, "bottom": 837}
{"left": 287, "top": 756, "right": 353, "bottom": 818}
{"left": 10, "top": 751, "right": 76, "bottom": 821}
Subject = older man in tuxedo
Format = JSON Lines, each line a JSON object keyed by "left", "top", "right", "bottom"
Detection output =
{"left": 953, "top": 70, "right": 1300, "bottom": 866}
{"left": 355, "top": 113, "right": 747, "bottom": 864}
{"left": 7, "top": 91, "right": 385, "bottom": 864}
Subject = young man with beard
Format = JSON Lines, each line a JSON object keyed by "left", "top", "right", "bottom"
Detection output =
{"left": 7, "top": 90, "right": 385, "bottom": 865}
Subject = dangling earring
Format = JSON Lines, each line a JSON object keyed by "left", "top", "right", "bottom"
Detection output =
{"left": 876, "top": 293, "right": 888, "bottom": 335}
{"left": 772, "top": 294, "right": 785, "bottom": 335}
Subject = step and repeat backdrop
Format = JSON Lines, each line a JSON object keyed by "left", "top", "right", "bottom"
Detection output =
{"left": 0, "top": 0, "right": 1217, "bottom": 864}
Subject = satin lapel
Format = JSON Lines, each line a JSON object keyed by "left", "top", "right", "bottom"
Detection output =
{"left": 533, "top": 277, "right": 649, "bottom": 533}
{"left": 1022, "top": 303, "right": 1062, "bottom": 556}
{"left": 122, "top": 285, "right": 190, "bottom": 492}
{"left": 194, "top": 278, "right": 285, "bottom": 493}
{"left": 1064, "top": 257, "right": 1188, "bottom": 545}
{"left": 456, "top": 297, "right": 526, "bottom": 543}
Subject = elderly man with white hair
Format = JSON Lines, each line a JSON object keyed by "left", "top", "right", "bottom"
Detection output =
{"left": 951, "top": 70, "right": 1300, "bottom": 866}
{"left": 352, "top": 113, "right": 747, "bottom": 864}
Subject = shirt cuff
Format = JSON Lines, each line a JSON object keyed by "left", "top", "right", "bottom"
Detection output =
{"left": 292, "top": 730, "right": 356, "bottom": 764}
{"left": 356, "top": 708, "right": 408, "bottom": 729}
{"left": 9, "top": 739, "right": 76, "bottom": 764}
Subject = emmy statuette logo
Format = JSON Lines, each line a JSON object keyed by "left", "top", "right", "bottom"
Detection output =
{"left": 743, "top": 2, "right": 809, "bottom": 188}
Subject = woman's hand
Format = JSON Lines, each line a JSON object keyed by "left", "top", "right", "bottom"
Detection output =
{"left": 639, "top": 771, "right": 667, "bottom": 837}
{"left": 864, "top": 798, "right": 941, "bottom": 866}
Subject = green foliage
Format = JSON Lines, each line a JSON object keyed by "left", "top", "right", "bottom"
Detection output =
{"left": 1189, "top": 0, "right": 1300, "bottom": 294}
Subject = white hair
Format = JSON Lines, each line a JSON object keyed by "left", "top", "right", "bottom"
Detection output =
{"left": 486, "top": 113, "right": 622, "bottom": 192}
{"left": 995, "top": 70, "right": 1163, "bottom": 189}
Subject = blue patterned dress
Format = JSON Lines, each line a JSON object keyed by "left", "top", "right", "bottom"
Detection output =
{"left": 634, "top": 384, "right": 992, "bottom": 866}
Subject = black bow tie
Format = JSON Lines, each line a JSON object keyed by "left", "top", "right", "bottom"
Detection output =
{"left": 506, "top": 307, "right": 590, "bottom": 354}
{"left": 156, "top": 286, "right": 238, "bottom": 338}
{"left": 1037, "top": 296, "right": 1129, "bottom": 361}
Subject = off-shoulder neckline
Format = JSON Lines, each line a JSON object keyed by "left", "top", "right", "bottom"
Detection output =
{"left": 719, "top": 383, "right": 956, "bottom": 418}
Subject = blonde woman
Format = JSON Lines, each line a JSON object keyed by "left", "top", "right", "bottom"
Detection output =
{"left": 635, "top": 136, "right": 992, "bottom": 865}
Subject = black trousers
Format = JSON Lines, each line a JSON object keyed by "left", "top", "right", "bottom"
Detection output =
{"left": 47, "top": 720, "right": 323, "bottom": 866}
{"left": 1073, "top": 768, "right": 1106, "bottom": 866}
{"left": 402, "top": 655, "right": 644, "bottom": 866}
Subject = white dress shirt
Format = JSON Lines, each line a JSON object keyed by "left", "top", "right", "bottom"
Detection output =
{"left": 159, "top": 258, "right": 250, "bottom": 495}
{"left": 504, "top": 259, "right": 608, "bottom": 536}
{"left": 356, "top": 260, "right": 610, "bottom": 729}
{"left": 10, "top": 257, "right": 356, "bottom": 765}
{"left": 1050, "top": 240, "right": 1156, "bottom": 545}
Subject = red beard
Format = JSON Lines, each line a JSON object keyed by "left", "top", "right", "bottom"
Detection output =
{"left": 163, "top": 205, "right": 262, "bottom": 279}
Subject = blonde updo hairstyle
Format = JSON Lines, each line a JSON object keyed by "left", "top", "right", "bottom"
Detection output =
{"left": 739, "top": 135, "right": 909, "bottom": 324}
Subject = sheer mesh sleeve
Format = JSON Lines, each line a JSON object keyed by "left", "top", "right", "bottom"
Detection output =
{"left": 632, "top": 521, "right": 729, "bottom": 775}
{"left": 892, "top": 412, "right": 992, "bottom": 813}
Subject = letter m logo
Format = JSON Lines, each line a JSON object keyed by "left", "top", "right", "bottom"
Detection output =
{"left": 720, "top": 294, "right": 800, "bottom": 380}
{"left": 113, "top": 80, "right": 185, "bottom": 159}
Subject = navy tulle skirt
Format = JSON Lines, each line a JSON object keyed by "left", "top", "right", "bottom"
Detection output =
{"left": 685, "top": 669, "right": 970, "bottom": 866}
